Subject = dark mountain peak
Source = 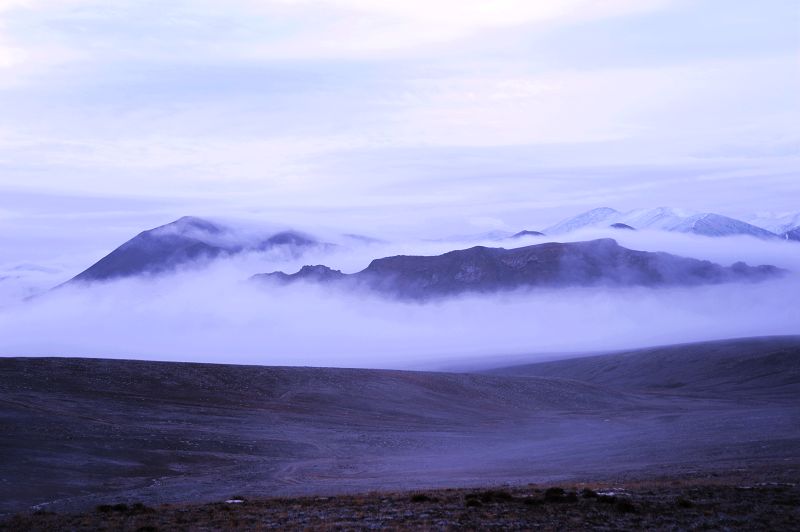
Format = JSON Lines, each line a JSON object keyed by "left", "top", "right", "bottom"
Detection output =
{"left": 610, "top": 223, "right": 635, "bottom": 230}
{"left": 510, "top": 230, "right": 545, "bottom": 238}
{"left": 71, "top": 221, "right": 234, "bottom": 283}
{"left": 256, "top": 239, "right": 784, "bottom": 300}
{"left": 67, "top": 219, "right": 322, "bottom": 284}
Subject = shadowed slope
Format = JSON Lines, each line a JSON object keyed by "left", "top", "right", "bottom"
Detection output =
{"left": 487, "top": 336, "right": 800, "bottom": 400}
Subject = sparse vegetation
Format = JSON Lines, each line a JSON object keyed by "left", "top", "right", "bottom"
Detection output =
{"left": 4, "top": 477, "right": 799, "bottom": 531}
{"left": 543, "top": 487, "right": 578, "bottom": 503}
{"left": 581, "top": 488, "right": 598, "bottom": 498}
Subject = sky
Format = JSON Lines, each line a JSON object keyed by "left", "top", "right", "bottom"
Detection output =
{"left": 0, "top": 0, "right": 798, "bottom": 272}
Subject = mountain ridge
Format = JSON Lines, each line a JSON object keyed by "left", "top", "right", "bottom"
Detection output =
{"left": 255, "top": 238, "right": 784, "bottom": 299}
{"left": 545, "top": 207, "right": 781, "bottom": 239}
{"left": 68, "top": 216, "right": 322, "bottom": 284}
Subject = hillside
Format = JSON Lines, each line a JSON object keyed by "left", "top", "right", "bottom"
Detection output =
{"left": 1, "top": 336, "right": 799, "bottom": 515}
{"left": 487, "top": 336, "right": 800, "bottom": 400}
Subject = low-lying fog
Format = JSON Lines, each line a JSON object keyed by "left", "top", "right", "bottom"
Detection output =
{"left": 0, "top": 227, "right": 798, "bottom": 370}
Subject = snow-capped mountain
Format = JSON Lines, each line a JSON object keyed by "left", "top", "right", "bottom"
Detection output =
{"left": 545, "top": 207, "right": 779, "bottom": 239}
{"left": 544, "top": 207, "right": 620, "bottom": 234}
{"left": 745, "top": 212, "right": 800, "bottom": 235}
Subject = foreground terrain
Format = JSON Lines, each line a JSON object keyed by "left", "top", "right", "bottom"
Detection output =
{"left": 4, "top": 469, "right": 799, "bottom": 530}
{"left": 1, "top": 336, "right": 798, "bottom": 523}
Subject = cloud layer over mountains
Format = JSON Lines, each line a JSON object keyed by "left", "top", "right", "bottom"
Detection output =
{"left": 0, "top": 213, "right": 798, "bottom": 369}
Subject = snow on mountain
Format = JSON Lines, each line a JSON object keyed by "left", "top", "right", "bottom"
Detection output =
{"left": 618, "top": 207, "right": 699, "bottom": 231}
{"left": 544, "top": 207, "right": 621, "bottom": 234}
{"left": 546, "top": 207, "right": 779, "bottom": 239}
{"left": 745, "top": 212, "right": 800, "bottom": 234}
{"left": 670, "top": 213, "right": 777, "bottom": 238}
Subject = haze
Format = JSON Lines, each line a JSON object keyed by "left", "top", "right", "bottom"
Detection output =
{"left": 0, "top": 0, "right": 798, "bottom": 368}
{"left": 0, "top": 228, "right": 796, "bottom": 368}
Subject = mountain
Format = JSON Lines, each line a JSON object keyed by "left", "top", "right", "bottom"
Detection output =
{"left": 670, "top": 212, "right": 777, "bottom": 238}
{"left": 746, "top": 211, "right": 800, "bottom": 234}
{"left": 610, "top": 223, "right": 635, "bottom": 230}
{"left": 509, "top": 230, "right": 545, "bottom": 238}
{"left": 783, "top": 228, "right": 800, "bottom": 242}
{"left": 544, "top": 207, "right": 620, "bottom": 234}
{"left": 69, "top": 216, "right": 321, "bottom": 283}
{"left": 254, "top": 238, "right": 783, "bottom": 299}
{"left": 546, "top": 207, "right": 779, "bottom": 239}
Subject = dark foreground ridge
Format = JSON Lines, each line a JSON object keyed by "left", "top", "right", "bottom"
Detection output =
{"left": 1, "top": 336, "right": 798, "bottom": 517}
{"left": 68, "top": 216, "right": 320, "bottom": 284}
{"left": 254, "top": 238, "right": 783, "bottom": 298}
{"left": 4, "top": 470, "right": 798, "bottom": 531}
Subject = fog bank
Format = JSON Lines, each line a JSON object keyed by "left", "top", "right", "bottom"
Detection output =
{"left": 0, "top": 230, "right": 798, "bottom": 369}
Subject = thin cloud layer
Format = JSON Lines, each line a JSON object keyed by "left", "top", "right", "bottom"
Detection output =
{"left": 0, "top": 0, "right": 796, "bottom": 219}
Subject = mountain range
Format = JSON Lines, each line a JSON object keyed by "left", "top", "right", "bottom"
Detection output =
{"left": 69, "top": 216, "right": 322, "bottom": 283}
{"left": 255, "top": 238, "right": 783, "bottom": 299}
{"left": 543, "top": 207, "right": 794, "bottom": 239}
{"left": 442, "top": 207, "right": 800, "bottom": 242}
{"left": 60, "top": 209, "right": 796, "bottom": 288}
{"left": 744, "top": 211, "right": 800, "bottom": 235}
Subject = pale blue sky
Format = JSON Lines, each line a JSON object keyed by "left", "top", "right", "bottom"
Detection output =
{"left": 0, "top": 0, "right": 798, "bottom": 259}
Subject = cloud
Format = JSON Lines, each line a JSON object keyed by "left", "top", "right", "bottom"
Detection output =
{"left": 236, "top": 0, "right": 675, "bottom": 58}
{"left": 0, "top": 230, "right": 798, "bottom": 369}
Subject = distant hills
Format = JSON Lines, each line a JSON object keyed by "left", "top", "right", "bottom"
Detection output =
{"left": 544, "top": 207, "right": 784, "bottom": 239}
{"left": 445, "top": 207, "right": 800, "bottom": 242}
{"left": 69, "top": 216, "right": 322, "bottom": 283}
{"left": 255, "top": 238, "right": 783, "bottom": 299}
{"left": 745, "top": 211, "right": 800, "bottom": 235}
